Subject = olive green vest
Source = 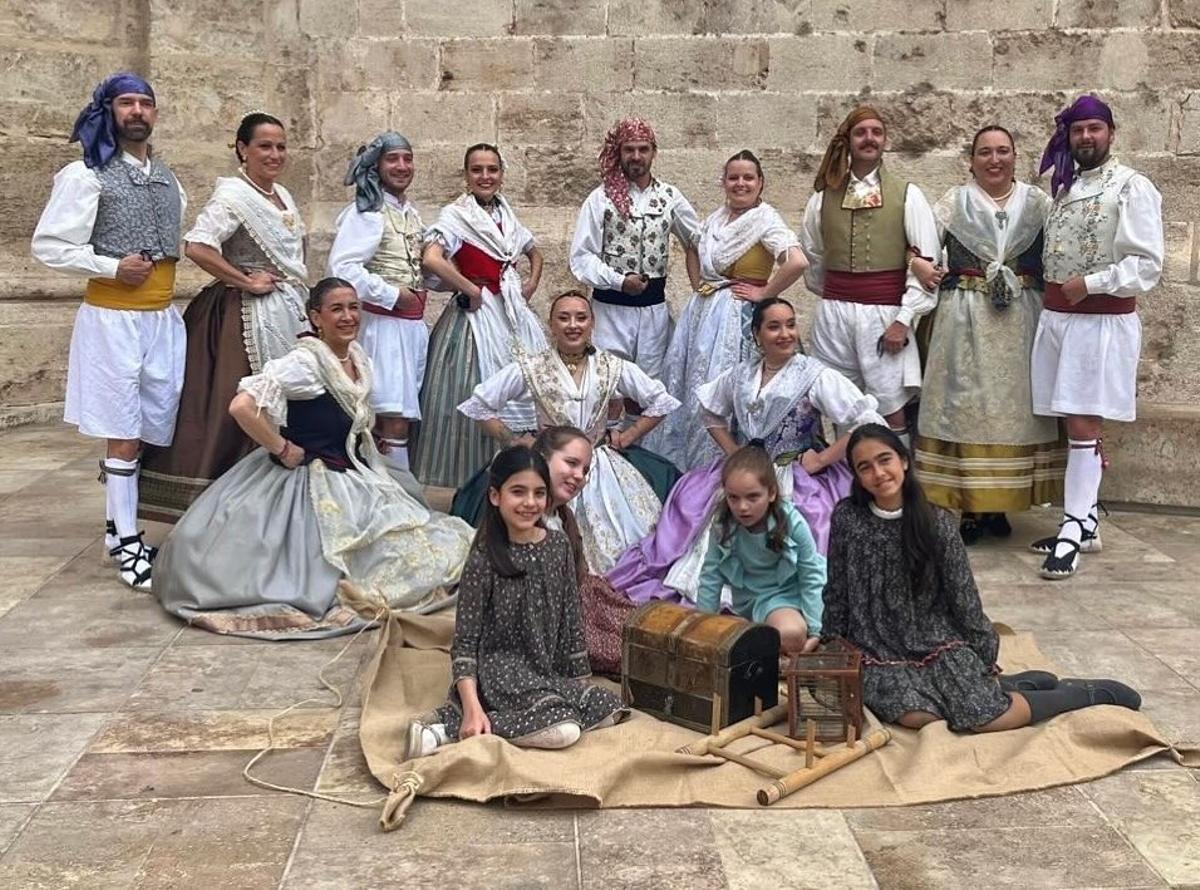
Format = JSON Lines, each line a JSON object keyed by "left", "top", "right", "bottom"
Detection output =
{"left": 365, "top": 202, "right": 423, "bottom": 291}
{"left": 820, "top": 167, "right": 909, "bottom": 272}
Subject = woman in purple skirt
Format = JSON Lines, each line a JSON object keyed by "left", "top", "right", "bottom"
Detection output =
{"left": 606, "top": 297, "right": 884, "bottom": 604}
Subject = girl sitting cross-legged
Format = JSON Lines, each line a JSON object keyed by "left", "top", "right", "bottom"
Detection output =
{"left": 406, "top": 445, "right": 628, "bottom": 758}
{"left": 824, "top": 423, "right": 1142, "bottom": 733}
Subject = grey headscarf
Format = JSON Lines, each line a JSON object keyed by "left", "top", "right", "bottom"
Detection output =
{"left": 344, "top": 131, "right": 412, "bottom": 213}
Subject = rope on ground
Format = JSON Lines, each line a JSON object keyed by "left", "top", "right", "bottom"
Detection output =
{"left": 241, "top": 585, "right": 391, "bottom": 810}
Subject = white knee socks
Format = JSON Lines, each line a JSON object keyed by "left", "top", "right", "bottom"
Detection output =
{"left": 381, "top": 437, "right": 410, "bottom": 471}
{"left": 102, "top": 457, "right": 140, "bottom": 539}
{"left": 1055, "top": 439, "right": 1103, "bottom": 559}
{"left": 512, "top": 721, "right": 582, "bottom": 750}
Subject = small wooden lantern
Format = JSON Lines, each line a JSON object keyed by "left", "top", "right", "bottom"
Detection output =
{"left": 783, "top": 646, "right": 863, "bottom": 743}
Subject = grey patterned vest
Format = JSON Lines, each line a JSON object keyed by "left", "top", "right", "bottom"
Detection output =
{"left": 89, "top": 156, "right": 183, "bottom": 261}
{"left": 600, "top": 181, "right": 677, "bottom": 279}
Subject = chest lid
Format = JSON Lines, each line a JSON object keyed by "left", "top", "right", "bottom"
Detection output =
{"left": 625, "top": 601, "right": 775, "bottom": 668}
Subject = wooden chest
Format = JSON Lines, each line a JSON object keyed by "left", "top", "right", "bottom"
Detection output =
{"left": 621, "top": 601, "right": 780, "bottom": 733}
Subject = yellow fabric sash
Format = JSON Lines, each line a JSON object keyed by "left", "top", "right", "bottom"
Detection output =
{"left": 85, "top": 260, "right": 176, "bottom": 311}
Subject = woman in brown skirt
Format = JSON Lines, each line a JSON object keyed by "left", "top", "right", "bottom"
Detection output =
{"left": 138, "top": 112, "right": 308, "bottom": 524}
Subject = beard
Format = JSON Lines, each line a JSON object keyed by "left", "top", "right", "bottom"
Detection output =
{"left": 117, "top": 120, "right": 152, "bottom": 142}
{"left": 620, "top": 159, "right": 648, "bottom": 180}
{"left": 1071, "top": 143, "right": 1108, "bottom": 169}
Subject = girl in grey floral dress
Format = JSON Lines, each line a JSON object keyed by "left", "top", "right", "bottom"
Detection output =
{"left": 823, "top": 423, "right": 1141, "bottom": 733}
{"left": 407, "top": 446, "right": 627, "bottom": 758}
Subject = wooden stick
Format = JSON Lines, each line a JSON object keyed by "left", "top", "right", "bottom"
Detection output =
{"left": 710, "top": 692, "right": 723, "bottom": 737}
{"left": 756, "top": 729, "right": 891, "bottom": 806}
{"left": 749, "top": 726, "right": 829, "bottom": 756}
{"left": 753, "top": 696, "right": 762, "bottom": 716}
{"left": 676, "top": 702, "right": 789, "bottom": 756}
{"left": 805, "top": 719, "right": 816, "bottom": 769}
{"left": 846, "top": 721, "right": 858, "bottom": 748}
{"left": 708, "top": 746, "right": 789, "bottom": 779}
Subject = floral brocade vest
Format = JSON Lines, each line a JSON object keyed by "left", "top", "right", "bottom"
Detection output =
{"left": 1043, "top": 158, "right": 1137, "bottom": 284}
{"left": 600, "top": 181, "right": 678, "bottom": 278}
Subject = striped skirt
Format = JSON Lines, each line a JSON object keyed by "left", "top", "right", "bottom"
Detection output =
{"left": 410, "top": 303, "right": 496, "bottom": 489}
{"left": 914, "top": 436, "right": 1066, "bottom": 514}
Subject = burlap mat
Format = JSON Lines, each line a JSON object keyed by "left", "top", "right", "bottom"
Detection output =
{"left": 359, "top": 612, "right": 1199, "bottom": 829}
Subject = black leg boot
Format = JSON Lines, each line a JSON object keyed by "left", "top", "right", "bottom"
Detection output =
{"left": 1023, "top": 679, "right": 1141, "bottom": 724}
{"left": 998, "top": 670, "right": 1058, "bottom": 692}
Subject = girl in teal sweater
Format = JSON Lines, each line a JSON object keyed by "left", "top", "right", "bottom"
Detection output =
{"left": 697, "top": 445, "right": 826, "bottom": 654}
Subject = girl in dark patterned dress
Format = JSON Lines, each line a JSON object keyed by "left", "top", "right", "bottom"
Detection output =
{"left": 823, "top": 423, "right": 1141, "bottom": 733}
{"left": 406, "top": 446, "right": 627, "bottom": 758}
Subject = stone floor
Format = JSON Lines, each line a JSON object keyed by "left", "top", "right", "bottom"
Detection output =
{"left": 0, "top": 423, "right": 1197, "bottom": 890}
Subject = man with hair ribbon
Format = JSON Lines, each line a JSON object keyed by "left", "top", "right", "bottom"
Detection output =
{"left": 328, "top": 132, "right": 427, "bottom": 472}
{"left": 800, "top": 106, "right": 939, "bottom": 448}
{"left": 32, "top": 72, "right": 187, "bottom": 592}
{"left": 569, "top": 118, "right": 701, "bottom": 401}
{"left": 1029, "top": 94, "right": 1163, "bottom": 580}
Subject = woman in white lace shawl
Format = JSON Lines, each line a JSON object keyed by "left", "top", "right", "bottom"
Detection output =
{"left": 410, "top": 143, "right": 547, "bottom": 489}
{"left": 139, "top": 113, "right": 309, "bottom": 525}
{"left": 154, "top": 278, "right": 474, "bottom": 640}
{"left": 648, "top": 150, "right": 808, "bottom": 470}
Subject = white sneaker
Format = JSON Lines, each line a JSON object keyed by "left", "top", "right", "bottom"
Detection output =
{"left": 405, "top": 720, "right": 446, "bottom": 759}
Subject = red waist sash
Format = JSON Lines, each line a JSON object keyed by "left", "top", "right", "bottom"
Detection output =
{"left": 823, "top": 269, "right": 906, "bottom": 305}
{"left": 362, "top": 289, "right": 428, "bottom": 320}
{"left": 1044, "top": 281, "right": 1136, "bottom": 315}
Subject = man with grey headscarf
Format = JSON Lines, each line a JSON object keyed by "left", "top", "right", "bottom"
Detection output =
{"left": 328, "top": 132, "right": 427, "bottom": 471}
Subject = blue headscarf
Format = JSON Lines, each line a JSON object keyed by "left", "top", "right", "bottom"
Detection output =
{"left": 1039, "top": 94, "right": 1115, "bottom": 197}
{"left": 70, "top": 72, "right": 156, "bottom": 170}
{"left": 344, "top": 132, "right": 412, "bottom": 213}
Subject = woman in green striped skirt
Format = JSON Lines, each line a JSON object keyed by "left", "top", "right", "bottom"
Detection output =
{"left": 411, "top": 143, "right": 546, "bottom": 488}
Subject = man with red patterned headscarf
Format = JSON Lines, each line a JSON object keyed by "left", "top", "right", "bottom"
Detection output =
{"left": 569, "top": 117, "right": 701, "bottom": 383}
{"left": 799, "top": 106, "right": 939, "bottom": 448}
{"left": 1028, "top": 94, "right": 1163, "bottom": 581}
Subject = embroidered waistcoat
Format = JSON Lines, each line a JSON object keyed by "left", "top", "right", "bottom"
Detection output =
{"left": 601, "top": 181, "right": 678, "bottom": 278}
{"left": 90, "top": 157, "right": 182, "bottom": 261}
{"left": 365, "top": 203, "right": 423, "bottom": 291}
{"left": 820, "top": 168, "right": 909, "bottom": 273}
{"left": 1043, "top": 159, "right": 1138, "bottom": 283}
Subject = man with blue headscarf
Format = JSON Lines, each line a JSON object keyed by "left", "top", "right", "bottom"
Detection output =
{"left": 31, "top": 72, "right": 187, "bottom": 592}
{"left": 327, "top": 132, "right": 426, "bottom": 472}
{"left": 1029, "top": 94, "right": 1163, "bottom": 581}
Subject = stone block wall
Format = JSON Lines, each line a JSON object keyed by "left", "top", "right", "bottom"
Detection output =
{"left": 3, "top": 1, "right": 1199, "bottom": 504}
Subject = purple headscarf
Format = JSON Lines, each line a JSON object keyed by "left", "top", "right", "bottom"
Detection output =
{"left": 70, "top": 72, "right": 156, "bottom": 170}
{"left": 1039, "top": 94, "right": 1115, "bottom": 197}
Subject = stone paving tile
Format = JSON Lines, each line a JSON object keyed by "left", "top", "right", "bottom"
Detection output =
{"left": 1136, "top": 687, "right": 1200, "bottom": 748}
{"left": 1122, "top": 628, "right": 1200, "bottom": 688}
{"left": 852, "top": 824, "right": 1167, "bottom": 889}
{"left": 1081, "top": 583, "right": 1199, "bottom": 629}
{"left": 978, "top": 586, "right": 1115, "bottom": 632}
{"left": 844, "top": 784, "right": 1105, "bottom": 831}
{"left": 709, "top": 809, "right": 875, "bottom": 889}
{"left": 0, "top": 647, "right": 161, "bottom": 714}
{"left": 0, "top": 583, "right": 180, "bottom": 650}
{"left": 0, "top": 469, "right": 35, "bottom": 497}
{"left": 89, "top": 708, "right": 340, "bottom": 754}
{"left": 577, "top": 808, "right": 727, "bottom": 889}
{"left": 1080, "top": 770, "right": 1200, "bottom": 886}
{"left": 1103, "top": 513, "right": 1200, "bottom": 565}
{"left": 316, "top": 707, "right": 382, "bottom": 794}
{"left": 0, "top": 804, "right": 35, "bottom": 856}
{"left": 51, "top": 747, "right": 326, "bottom": 801}
{"left": 0, "top": 713, "right": 110, "bottom": 802}
{"left": 281, "top": 800, "right": 578, "bottom": 889}
{"left": 0, "top": 536, "right": 92, "bottom": 560}
{"left": 0, "top": 556, "right": 72, "bottom": 619}
{"left": 1033, "top": 630, "right": 1194, "bottom": 693}
{"left": 124, "top": 639, "right": 366, "bottom": 712}
{"left": 0, "top": 797, "right": 306, "bottom": 890}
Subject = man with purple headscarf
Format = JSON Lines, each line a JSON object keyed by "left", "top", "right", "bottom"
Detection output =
{"left": 31, "top": 72, "right": 187, "bottom": 593}
{"left": 1028, "top": 94, "right": 1163, "bottom": 580}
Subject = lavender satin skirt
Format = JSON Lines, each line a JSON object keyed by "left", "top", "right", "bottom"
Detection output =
{"left": 605, "top": 456, "right": 852, "bottom": 604}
